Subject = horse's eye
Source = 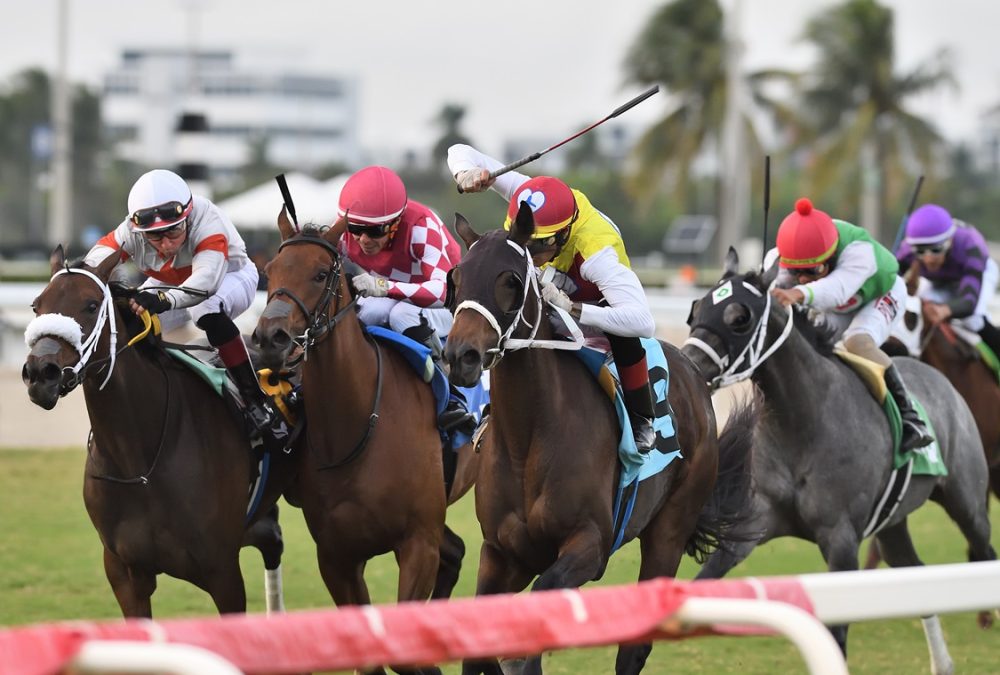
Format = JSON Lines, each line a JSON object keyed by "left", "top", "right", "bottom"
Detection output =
{"left": 86, "top": 300, "right": 100, "bottom": 314}
{"left": 314, "top": 270, "right": 329, "bottom": 283}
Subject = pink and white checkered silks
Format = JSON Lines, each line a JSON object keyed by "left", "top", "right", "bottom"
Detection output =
{"left": 340, "top": 201, "right": 461, "bottom": 308}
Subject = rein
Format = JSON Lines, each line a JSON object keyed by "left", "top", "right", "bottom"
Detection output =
{"left": 454, "top": 239, "right": 583, "bottom": 370}
{"left": 683, "top": 280, "right": 794, "bottom": 389}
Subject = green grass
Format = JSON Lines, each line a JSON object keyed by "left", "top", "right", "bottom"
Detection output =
{"left": 1, "top": 449, "right": 998, "bottom": 673}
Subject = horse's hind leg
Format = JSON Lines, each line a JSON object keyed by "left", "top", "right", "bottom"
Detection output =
{"left": 203, "top": 559, "right": 248, "bottom": 614}
{"left": 242, "top": 503, "right": 285, "bottom": 613}
{"left": 393, "top": 534, "right": 444, "bottom": 675}
{"left": 103, "top": 548, "right": 155, "bottom": 618}
{"left": 874, "top": 522, "right": 955, "bottom": 675}
{"left": 432, "top": 525, "right": 465, "bottom": 600}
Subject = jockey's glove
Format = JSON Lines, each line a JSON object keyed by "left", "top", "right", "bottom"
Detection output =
{"left": 351, "top": 272, "right": 390, "bottom": 298}
{"left": 134, "top": 290, "right": 172, "bottom": 314}
{"left": 540, "top": 280, "right": 573, "bottom": 312}
{"left": 455, "top": 168, "right": 494, "bottom": 193}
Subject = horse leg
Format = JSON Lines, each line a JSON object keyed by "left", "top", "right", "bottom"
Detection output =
{"left": 317, "top": 552, "right": 389, "bottom": 675}
{"left": 432, "top": 525, "right": 465, "bottom": 600}
{"left": 242, "top": 503, "right": 285, "bottom": 613}
{"left": 862, "top": 539, "right": 883, "bottom": 570}
{"left": 203, "top": 559, "right": 249, "bottom": 614}
{"left": 815, "top": 523, "right": 861, "bottom": 655}
{"left": 391, "top": 532, "right": 445, "bottom": 675}
{"left": 461, "top": 542, "right": 534, "bottom": 675}
{"left": 874, "top": 523, "right": 954, "bottom": 675}
{"left": 103, "top": 548, "right": 155, "bottom": 618}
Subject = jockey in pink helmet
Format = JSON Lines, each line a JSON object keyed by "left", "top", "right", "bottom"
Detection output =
{"left": 770, "top": 198, "right": 931, "bottom": 450}
{"left": 447, "top": 144, "right": 658, "bottom": 453}
{"left": 896, "top": 204, "right": 1000, "bottom": 357}
{"left": 84, "top": 169, "right": 288, "bottom": 447}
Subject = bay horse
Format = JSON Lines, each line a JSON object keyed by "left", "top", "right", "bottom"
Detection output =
{"left": 683, "top": 249, "right": 996, "bottom": 670}
{"left": 442, "top": 207, "right": 756, "bottom": 675}
{"left": 252, "top": 214, "right": 477, "bottom": 675}
{"left": 21, "top": 248, "right": 291, "bottom": 617}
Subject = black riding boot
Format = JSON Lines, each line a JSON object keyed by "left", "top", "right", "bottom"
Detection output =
{"left": 623, "top": 383, "right": 657, "bottom": 454}
{"left": 884, "top": 364, "right": 933, "bottom": 451}
{"left": 229, "top": 359, "right": 291, "bottom": 446}
{"left": 404, "top": 317, "right": 476, "bottom": 436}
{"left": 978, "top": 319, "right": 1000, "bottom": 359}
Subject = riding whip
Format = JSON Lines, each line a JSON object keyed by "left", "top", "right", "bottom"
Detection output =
{"left": 890, "top": 175, "right": 925, "bottom": 253}
{"left": 761, "top": 155, "right": 771, "bottom": 267}
{"left": 275, "top": 173, "right": 300, "bottom": 231}
{"left": 457, "top": 85, "right": 660, "bottom": 193}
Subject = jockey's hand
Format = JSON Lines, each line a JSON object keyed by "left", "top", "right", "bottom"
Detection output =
{"left": 455, "top": 169, "right": 494, "bottom": 193}
{"left": 922, "top": 301, "right": 952, "bottom": 326}
{"left": 770, "top": 287, "right": 804, "bottom": 307}
{"left": 540, "top": 280, "right": 572, "bottom": 312}
{"left": 351, "top": 272, "right": 390, "bottom": 298}
{"left": 131, "top": 290, "right": 171, "bottom": 316}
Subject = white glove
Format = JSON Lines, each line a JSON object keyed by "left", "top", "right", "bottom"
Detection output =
{"left": 351, "top": 272, "right": 390, "bottom": 298}
{"left": 540, "top": 280, "right": 572, "bottom": 312}
{"left": 455, "top": 168, "right": 494, "bottom": 193}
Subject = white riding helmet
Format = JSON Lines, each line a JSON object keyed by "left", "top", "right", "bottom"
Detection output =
{"left": 127, "top": 169, "right": 194, "bottom": 232}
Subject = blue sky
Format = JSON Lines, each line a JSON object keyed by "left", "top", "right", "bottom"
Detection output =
{"left": 3, "top": 0, "right": 997, "bottom": 156}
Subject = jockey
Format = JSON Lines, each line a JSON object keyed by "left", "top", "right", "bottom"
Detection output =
{"left": 448, "top": 144, "right": 657, "bottom": 453}
{"left": 770, "top": 197, "right": 932, "bottom": 451}
{"left": 896, "top": 203, "right": 1000, "bottom": 357}
{"left": 337, "top": 165, "right": 475, "bottom": 434}
{"left": 83, "top": 169, "right": 289, "bottom": 447}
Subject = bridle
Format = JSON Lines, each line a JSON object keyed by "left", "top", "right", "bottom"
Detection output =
{"left": 453, "top": 238, "right": 583, "bottom": 370}
{"left": 683, "top": 278, "right": 794, "bottom": 389}
{"left": 267, "top": 234, "right": 357, "bottom": 359}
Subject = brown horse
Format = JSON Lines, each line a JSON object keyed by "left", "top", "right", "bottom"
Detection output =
{"left": 442, "top": 207, "right": 756, "bottom": 675}
{"left": 21, "top": 248, "right": 291, "bottom": 617}
{"left": 252, "top": 214, "right": 476, "bottom": 675}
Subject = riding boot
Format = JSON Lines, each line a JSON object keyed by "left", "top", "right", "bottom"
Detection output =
{"left": 198, "top": 312, "right": 290, "bottom": 447}
{"left": 622, "top": 382, "right": 657, "bottom": 454}
{"left": 402, "top": 314, "right": 444, "bottom": 364}
{"left": 404, "top": 317, "right": 477, "bottom": 436}
{"left": 978, "top": 319, "right": 1000, "bottom": 360}
{"left": 884, "top": 364, "right": 933, "bottom": 451}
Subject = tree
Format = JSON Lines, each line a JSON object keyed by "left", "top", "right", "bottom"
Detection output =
{"left": 798, "top": 0, "right": 953, "bottom": 241}
{"left": 430, "top": 103, "right": 471, "bottom": 168}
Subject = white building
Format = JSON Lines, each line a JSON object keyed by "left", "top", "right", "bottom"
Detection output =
{"left": 102, "top": 49, "right": 361, "bottom": 184}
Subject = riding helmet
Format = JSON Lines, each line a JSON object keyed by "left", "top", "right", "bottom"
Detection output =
{"left": 504, "top": 176, "right": 578, "bottom": 238}
{"left": 905, "top": 204, "right": 956, "bottom": 245}
{"left": 338, "top": 166, "right": 407, "bottom": 226}
{"left": 775, "top": 198, "right": 839, "bottom": 268}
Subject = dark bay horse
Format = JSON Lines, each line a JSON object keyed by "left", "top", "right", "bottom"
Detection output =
{"left": 252, "top": 215, "right": 476, "bottom": 675}
{"left": 683, "top": 249, "right": 996, "bottom": 669}
{"left": 21, "top": 248, "right": 290, "bottom": 617}
{"left": 442, "top": 207, "right": 756, "bottom": 675}
{"left": 885, "top": 291, "right": 1000, "bottom": 500}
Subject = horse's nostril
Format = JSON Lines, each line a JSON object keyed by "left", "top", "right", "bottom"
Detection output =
{"left": 271, "top": 330, "right": 291, "bottom": 350}
{"left": 41, "top": 363, "right": 62, "bottom": 383}
{"left": 461, "top": 350, "right": 481, "bottom": 369}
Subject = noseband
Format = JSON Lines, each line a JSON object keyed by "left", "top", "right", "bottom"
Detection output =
{"left": 267, "top": 235, "right": 358, "bottom": 357}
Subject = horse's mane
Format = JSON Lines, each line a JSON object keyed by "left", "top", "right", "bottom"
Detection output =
{"left": 742, "top": 271, "right": 839, "bottom": 356}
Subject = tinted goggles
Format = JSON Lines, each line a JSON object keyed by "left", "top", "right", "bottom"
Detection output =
{"left": 144, "top": 222, "right": 187, "bottom": 241}
{"left": 347, "top": 221, "right": 394, "bottom": 238}
{"left": 131, "top": 201, "right": 190, "bottom": 229}
{"left": 793, "top": 264, "right": 825, "bottom": 279}
{"left": 914, "top": 243, "right": 947, "bottom": 256}
{"left": 527, "top": 226, "right": 571, "bottom": 255}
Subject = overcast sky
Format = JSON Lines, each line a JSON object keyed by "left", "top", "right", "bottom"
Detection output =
{"left": 3, "top": 0, "right": 999, "bottom": 158}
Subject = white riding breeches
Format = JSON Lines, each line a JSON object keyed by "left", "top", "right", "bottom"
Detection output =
{"left": 148, "top": 263, "right": 259, "bottom": 333}
{"left": 824, "top": 275, "right": 907, "bottom": 345}
{"left": 356, "top": 296, "right": 453, "bottom": 337}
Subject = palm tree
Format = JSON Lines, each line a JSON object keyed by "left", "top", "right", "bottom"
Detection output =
{"left": 798, "top": 0, "right": 953, "bottom": 242}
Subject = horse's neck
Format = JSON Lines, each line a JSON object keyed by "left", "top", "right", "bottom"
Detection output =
{"left": 753, "top": 315, "right": 839, "bottom": 414}
{"left": 301, "top": 311, "right": 376, "bottom": 417}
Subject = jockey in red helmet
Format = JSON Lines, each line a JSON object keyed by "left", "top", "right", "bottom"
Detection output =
{"left": 83, "top": 169, "right": 288, "bottom": 447}
{"left": 448, "top": 144, "right": 658, "bottom": 453}
{"left": 771, "top": 198, "right": 931, "bottom": 451}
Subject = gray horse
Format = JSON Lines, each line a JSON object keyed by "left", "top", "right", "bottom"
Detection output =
{"left": 682, "top": 249, "right": 995, "bottom": 674}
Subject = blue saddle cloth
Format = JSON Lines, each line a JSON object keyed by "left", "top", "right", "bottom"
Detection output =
{"left": 572, "top": 337, "right": 683, "bottom": 488}
{"left": 366, "top": 326, "right": 487, "bottom": 449}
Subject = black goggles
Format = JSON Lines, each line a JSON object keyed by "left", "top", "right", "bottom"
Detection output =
{"left": 347, "top": 220, "right": 394, "bottom": 238}
{"left": 793, "top": 264, "right": 825, "bottom": 278}
{"left": 527, "top": 226, "right": 571, "bottom": 255}
{"left": 131, "top": 200, "right": 190, "bottom": 229}
{"left": 914, "top": 243, "right": 947, "bottom": 256}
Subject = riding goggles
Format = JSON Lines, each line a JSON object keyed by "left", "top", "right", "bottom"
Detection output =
{"left": 914, "top": 243, "right": 947, "bottom": 256}
{"left": 347, "top": 220, "right": 395, "bottom": 238}
{"left": 793, "top": 264, "right": 826, "bottom": 279}
{"left": 526, "top": 226, "right": 571, "bottom": 255}
{"left": 144, "top": 222, "right": 187, "bottom": 242}
{"left": 130, "top": 200, "right": 193, "bottom": 230}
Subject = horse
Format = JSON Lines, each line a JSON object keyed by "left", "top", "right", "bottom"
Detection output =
{"left": 682, "top": 248, "right": 996, "bottom": 670}
{"left": 441, "top": 206, "right": 756, "bottom": 675}
{"left": 21, "top": 248, "right": 291, "bottom": 617}
{"left": 884, "top": 290, "right": 1000, "bottom": 500}
{"left": 252, "top": 213, "right": 477, "bottom": 675}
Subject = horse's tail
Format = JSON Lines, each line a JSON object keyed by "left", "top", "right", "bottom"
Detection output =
{"left": 685, "top": 392, "right": 759, "bottom": 563}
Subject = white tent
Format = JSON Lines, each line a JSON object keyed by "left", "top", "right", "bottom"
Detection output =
{"left": 218, "top": 173, "right": 349, "bottom": 231}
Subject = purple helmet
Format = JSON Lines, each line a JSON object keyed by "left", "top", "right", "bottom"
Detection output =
{"left": 905, "top": 204, "right": 956, "bottom": 245}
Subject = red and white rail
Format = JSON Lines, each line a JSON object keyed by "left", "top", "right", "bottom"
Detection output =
{"left": 3, "top": 561, "right": 998, "bottom": 675}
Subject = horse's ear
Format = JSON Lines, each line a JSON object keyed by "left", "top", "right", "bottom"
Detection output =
{"left": 277, "top": 206, "right": 296, "bottom": 241}
{"left": 511, "top": 201, "right": 534, "bottom": 247}
{"left": 723, "top": 246, "right": 740, "bottom": 278}
{"left": 324, "top": 213, "right": 348, "bottom": 246}
{"left": 49, "top": 245, "right": 65, "bottom": 276}
{"left": 89, "top": 251, "right": 121, "bottom": 283}
{"left": 453, "top": 212, "right": 480, "bottom": 250}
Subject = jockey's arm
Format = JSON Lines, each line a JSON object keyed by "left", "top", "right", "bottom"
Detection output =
{"left": 575, "top": 247, "right": 655, "bottom": 338}
{"left": 447, "top": 144, "right": 529, "bottom": 202}
{"left": 380, "top": 218, "right": 452, "bottom": 309}
{"left": 157, "top": 248, "right": 228, "bottom": 310}
{"left": 797, "top": 241, "right": 876, "bottom": 311}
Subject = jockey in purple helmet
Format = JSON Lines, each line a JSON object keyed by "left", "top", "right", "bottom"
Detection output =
{"left": 896, "top": 204, "right": 1000, "bottom": 357}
